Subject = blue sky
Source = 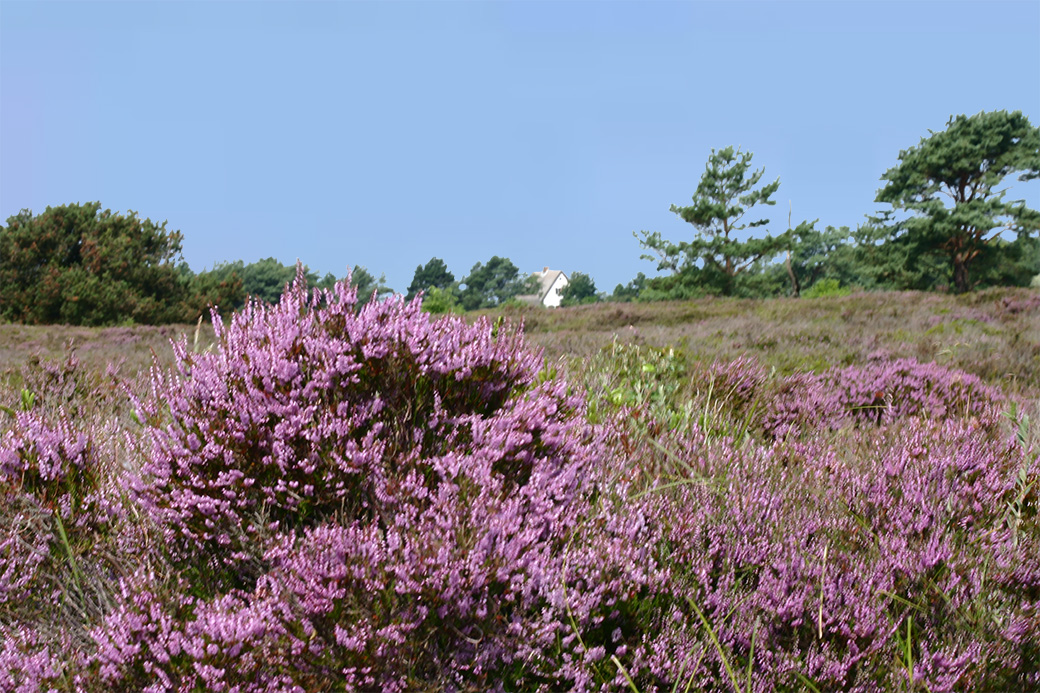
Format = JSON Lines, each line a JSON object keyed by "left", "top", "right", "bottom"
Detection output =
{"left": 3, "top": 0, "right": 1038, "bottom": 296}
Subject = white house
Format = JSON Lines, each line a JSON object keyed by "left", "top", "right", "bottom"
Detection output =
{"left": 518, "top": 267, "right": 569, "bottom": 308}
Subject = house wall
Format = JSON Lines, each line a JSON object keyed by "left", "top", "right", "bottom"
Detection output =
{"left": 542, "top": 274, "right": 569, "bottom": 308}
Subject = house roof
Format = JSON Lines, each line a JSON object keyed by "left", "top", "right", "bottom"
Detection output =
{"left": 515, "top": 267, "right": 568, "bottom": 306}
{"left": 533, "top": 269, "right": 566, "bottom": 302}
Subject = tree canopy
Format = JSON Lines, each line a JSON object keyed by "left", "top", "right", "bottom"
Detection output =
{"left": 182, "top": 262, "right": 246, "bottom": 317}
{"left": 406, "top": 257, "right": 455, "bottom": 301}
{"left": 874, "top": 110, "right": 1040, "bottom": 292}
{"left": 459, "top": 256, "right": 533, "bottom": 311}
{"left": 637, "top": 146, "right": 793, "bottom": 296}
{"left": 559, "top": 271, "right": 598, "bottom": 306}
{"left": 610, "top": 273, "right": 647, "bottom": 303}
{"left": 198, "top": 258, "right": 327, "bottom": 307}
{"left": 0, "top": 202, "right": 206, "bottom": 325}
{"left": 3, "top": 111, "right": 1034, "bottom": 328}
{"left": 197, "top": 259, "right": 390, "bottom": 309}
{"left": 349, "top": 265, "right": 393, "bottom": 306}
{"left": 419, "top": 286, "right": 463, "bottom": 315}
{"left": 0, "top": 204, "right": 396, "bottom": 325}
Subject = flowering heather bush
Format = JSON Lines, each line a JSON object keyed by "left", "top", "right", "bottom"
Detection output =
{"left": 98, "top": 274, "right": 607, "bottom": 690}
{"left": 995, "top": 291, "right": 1040, "bottom": 317}
{"left": 0, "top": 627, "right": 66, "bottom": 693}
{"left": 1, "top": 288, "right": 1038, "bottom": 691}
{"left": 0, "top": 398, "right": 131, "bottom": 693}
{"left": 824, "top": 358, "right": 1002, "bottom": 424}
{"left": 753, "top": 356, "right": 1004, "bottom": 439}
{"left": 0, "top": 408, "right": 119, "bottom": 605}
{"left": 558, "top": 346, "right": 1038, "bottom": 691}
{"left": 568, "top": 404, "right": 1039, "bottom": 691}
{"left": 581, "top": 345, "right": 1004, "bottom": 443}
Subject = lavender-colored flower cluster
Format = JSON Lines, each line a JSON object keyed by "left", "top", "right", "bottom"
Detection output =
{"left": 0, "top": 406, "right": 122, "bottom": 693}
{"left": 762, "top": 357, "right": 1003, "bottom": 438}
{"left": 572, "top": 352, "right": 1037, "bottom": 691}
{"left": 603, "top": 416, "right": 1039, "bottom": 692}
{"left": 0, "top": 408, "right": 117, "bottom": 603}
{"left": 0, "top": 277, "right": 1037, "bottom": 692}
{"left": 95, "top": 275, "right": 605, "bottom": 690}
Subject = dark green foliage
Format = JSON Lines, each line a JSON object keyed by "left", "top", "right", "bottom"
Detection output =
{"left": 348, "top": 264, "right": 393, "bottom": 306}
{"left": 729, "top": 258, "right": 793, "bottom": 298}
{"left": 239, "top": 258, "right": 303, "bottom": 304}
{"left": 874, "top": 110, "right": 1040, "bottom": 293}
{"left": 313, "top": 271, "right": 338, "bottom": 292}
{"left": 609, "top": 272, "right": 647, "bottom": 302}
{"left": 639, "top": 269, "right": 720, "bottom": 301}
{"left": 785, "top": 223, "right": 857, "bottom": 290}
{"left": 637, "top": 146, "right": 798, "bottom": 297}
{"left": 406, "top": 257, "right": 455, "bottom": 301}
{"left": 751, "top": 223, "right": 877, "bottom": 297}
{"left": 836, "top": 217, "right": 936, "bottom": 291}
{"left": 978, "top": 231, "right": 1040, "bottom": 287}
{"left": 559, "top": 271, "right": 598, "bottom": 306}
{"left": 0, "top": 202, "right": 193, "bottom": 326}
{"left": 212, "top": 258, "right": 311, "bottom": 305}
{"left": 196, "top": 259, "right": 390, "bottom": 309}
{"left": 0, "top": 201, "right": 394, "bottom": 323}
{"left": 181, "top": 263, "right": 245, "bottom": 319}
{"left": 460, "top": 256, "right": 532, "bottom": 310}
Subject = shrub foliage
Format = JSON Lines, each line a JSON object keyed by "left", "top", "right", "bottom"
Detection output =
{"left": 0, "top": 276, "right": 1037, "bottom": 692}
{"left": 0, "top": 203, "right": 196, "bottom": 326}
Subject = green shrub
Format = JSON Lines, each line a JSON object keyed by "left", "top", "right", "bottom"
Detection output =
{"left": 803, "top": 278, "right": 852, "bottom": 298}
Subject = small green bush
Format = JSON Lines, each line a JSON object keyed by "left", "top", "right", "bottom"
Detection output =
{"left": 419, "top": 285, "right": 464, "bottom": 314}
{"left": 803, "top": 278, "right": 852, "bottom": 298}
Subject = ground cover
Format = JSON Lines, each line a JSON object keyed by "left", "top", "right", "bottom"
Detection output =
{"left": 0, "top": 285, "right": 1037, "bottom": 691}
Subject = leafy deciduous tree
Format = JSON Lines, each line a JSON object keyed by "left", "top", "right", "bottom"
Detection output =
{"left": 420, "top": 286, "right": 464, "bottom": 315}
{"left": 874, "top": 110, "right": 1040, "bottom": 293}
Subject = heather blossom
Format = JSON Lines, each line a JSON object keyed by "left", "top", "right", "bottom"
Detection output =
{"left": 0, "top": 275, "right": 1037, "bottom": 692}
{"left": 101, "top": 273, "right": 610, "bottom": 690}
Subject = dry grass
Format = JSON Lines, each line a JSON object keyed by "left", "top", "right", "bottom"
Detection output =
{"left": 486, "top": 287, "right": 1040, "bottom": 397}
{"left": 0, "top": 322, "right": 217, "bottom": 387}
{"left": 1, "top": 286, "right": 1036, "bottom": 397}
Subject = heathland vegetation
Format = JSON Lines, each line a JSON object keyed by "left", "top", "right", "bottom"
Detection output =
{"left": 0, "top": 278, "right": 1037, "bottom": 691}
{"left": 0, "top": 109, "right": 1037, "bottom": 690}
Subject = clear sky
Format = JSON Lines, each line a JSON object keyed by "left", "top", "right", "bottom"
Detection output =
{"left": 2, "top": 0, "right": 1038, "bottom": 295}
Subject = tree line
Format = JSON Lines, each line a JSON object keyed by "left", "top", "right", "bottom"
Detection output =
{"left": 635, "top": 109, "right": 1039, "bottom": 300}
{"left": 1, "top": 110, "right": 1036, "bottom": 326}
{"left": 403, "top": 256, "right": 599, "bottom": 313}
{"left": 407, "top": 110, "right": 1038, "bottom": 307}
{"left": 0, "top": 206, "right": 598, "bottom": 325}
{"left": 0, "top": 203, "right": 391, "bottom": 327}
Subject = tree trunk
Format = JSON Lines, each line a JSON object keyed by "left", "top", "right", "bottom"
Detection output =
{"left": 952, "top": 256, "right": 970, "bottom": 293}
{"left": 785, "top": 250, "right": 801, "bottom": 298}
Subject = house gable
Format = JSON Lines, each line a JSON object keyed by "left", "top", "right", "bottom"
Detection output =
{"left": 516, "top": 267, "right": 570, "bottom": 308}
